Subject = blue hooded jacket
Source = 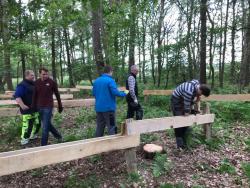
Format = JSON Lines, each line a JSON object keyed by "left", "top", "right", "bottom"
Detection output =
{"left": 92, "top": 74, "right": 126, "bottom": 112}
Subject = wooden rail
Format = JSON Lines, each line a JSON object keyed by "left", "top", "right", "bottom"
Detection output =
{"left": 76, "top": 85, "right": 126, "bottom": 91}
{"left": 0, "top": 94, "right": 74, "bottom": 100}
{"left": 0, "top": 99, "right": 95, "bottom": 117}
{"left": 0, "top": 134, "right": 140, "bottom": 176}
{"left": 143, "top": 89, "right": 250, "bottom": 102}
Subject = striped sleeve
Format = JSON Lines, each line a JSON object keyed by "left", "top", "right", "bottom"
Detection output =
{"left": 128, "top": 76, "right": 137, "bottom": 101}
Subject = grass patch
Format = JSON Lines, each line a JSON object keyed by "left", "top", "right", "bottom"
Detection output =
{"left": 241, "top": 162, "right": 250, "bottom": 181}
{"left": 127, "top": 172, "right": 141, "bottom": 183}
{"left": 160, "top": 182, "right": 184, "bottom": 188}
{"left": 217, "top": 158, "right": 236, "bottom": 174}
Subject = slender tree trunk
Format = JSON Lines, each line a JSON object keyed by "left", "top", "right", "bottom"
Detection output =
{"left": 157, "top": 0, "right": 165, "bottom": 87}
{"left": 51, "top": 26, "right": 57, "bottom": 83}
{"left": 128, "top": 0, "right": 137, "bottom": 69}
{"left": 150, "top": 31, "right": 156, "bottom": 85}
{"left": 207, "top": 11, "right": 215, "bottom": 89}
{"left": 230, "top": 0, "right": 237, "bottom": 82}
{"left": 91, "top": 0, "right": 104, "bottom": 75}
{"left": 199, "top": 0, "right": 207, "bottom": 84}
{"left": 187, "top": 0, "right": 194, "bottom": 80}
{"left": 58, "top": 30, "right": 63, "bottom": 85}
{"left": 141, "top": 15, "right": 147, "bottom": 84}
{"left": 63, "top": 27, "right": 74, "bottom": 87}
{"left": 2, "top": 0, "right": 13, "bottom": 90}
{"left": 86, "top": 32, "right": 93, "bottom": 85}
{"left": 219, "top": 0, "right": 229, "bottom": 88}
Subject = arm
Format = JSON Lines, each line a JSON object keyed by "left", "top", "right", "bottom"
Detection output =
{"left": 128, "top": 76, "right": 137, "bottom": 102}
{"left": 183, "top": 91, "right": 194, "bottom": 115}
{"left": 15, "top": 85, "right": 29, "bottom": 110}
{"left": 53, "top": 81, "right": 63, "bottom": 110}
{"left": 109, "top": 80, "right": 126, "bottom": 97}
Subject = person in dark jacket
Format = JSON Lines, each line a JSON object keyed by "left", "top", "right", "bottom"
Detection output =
{"left": 171, "top": 79, "right": 210, "bottom": 149}
{"left": 92, "top": 65, "right": 128, "bottom": 137}
{"left": 32, "top": 67, "right": 63, "bottom": 146}
{"left": 14, "top": 70, "right": 41, "bottom": 145}
{"left": 126, "top": 65, "right": 143, "bottom": 120}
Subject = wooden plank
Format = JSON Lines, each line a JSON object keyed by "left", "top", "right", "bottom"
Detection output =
{"left": 125, "top": 114, "right": 215, "bottom": 135}
{"left": 53, "top": 94, "right": 73, "bottom": 100}
{"left": 76, "top": 85, "right": 92, "bottom": 90}
{"left": 0, "top": 94, "right": 13, "bottom": 99}
{"left": 202, "top": 94, "right": 250, "bottom": 101}
{"left": 0, "top": 134, "right": 140, "bottom": 176}
{"left": 58, "top": 88, "right": 80, "bottom": 92}
{"left": 0, "top": 99, "right": 95, "bottom": 117}
{"left": 5, "top": 91, "right": 14, "bottom": 95}
{"left": 143, "top": 90, "right": 173, "bottom": 96}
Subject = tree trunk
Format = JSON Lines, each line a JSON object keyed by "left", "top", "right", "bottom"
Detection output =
{"left": 128, "top": 0, "right": 137, "bottom": 69}
{"left": 157, "top": 0, "right": 165, "bottom": 87}
{"left": 199, "top": 0, "right": 207, "bottom": 84}
{"left": 63, "top": 27, "right": 74, "bottom": 87}
{"left": 150, "top": 31, "right": 156, "bottom": 85}
{"left": 2, "top": 0, "right": 13, "bottom": 90}
{"left": 141, "top": 15, "right": 147, "bottom": 84}
{"left": 239, "top": 0, "right": 250, "bottom": 87}
{"left": 51, "top": 26, "right": 57, "bottom": 83}
{"left": 230, "top": 0, "right": 237, "bottom": 82}
{"left": 187, "top": 0, "right": 194, "bottom": 80}
{"left": 219, "top": 0, "right": 229, "bottom": 88}
{"left": 91, "top": 0, "right": 105, "bottom": 75}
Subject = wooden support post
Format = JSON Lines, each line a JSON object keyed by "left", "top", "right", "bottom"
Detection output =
{"left": 124, "top": 148, "right": 137, "bottom": 173}
{"left": 144, "top": 95, "right": 148, "bottom": 103}
{"left": 203, "top": 102, "right": 212, "bottom": 139}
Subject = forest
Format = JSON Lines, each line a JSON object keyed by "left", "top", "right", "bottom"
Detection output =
{"left": 0, "top": 0, "right": 250, "bottom": 187}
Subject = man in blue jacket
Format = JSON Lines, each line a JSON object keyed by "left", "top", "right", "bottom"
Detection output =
{"left": 93, "top": 65, "right": 128, "bottom": 137}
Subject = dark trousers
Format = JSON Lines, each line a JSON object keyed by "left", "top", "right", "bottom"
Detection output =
{"left": 39, "top": 107, "right": 62, "bottom": 146}
{"left": 95, "top": 111, "right": 116, "bottom": 137}
{"left": 127, "top": 102, "right": 143, "bottom": 120}
{"left": 171, "top": 96, "right": 189, "bottom": 148}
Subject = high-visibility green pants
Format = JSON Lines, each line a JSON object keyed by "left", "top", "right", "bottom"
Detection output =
{"left": 21, "top": 112, "right": 41, "bottom": 139}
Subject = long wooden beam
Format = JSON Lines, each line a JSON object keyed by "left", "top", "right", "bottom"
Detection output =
{"left": 125, "top": 114, "right": 215, "bottom": 135}
{"left": 0, "top": 134, "right": 140, "bottom": 176}
{"left": 0, "top": 99, "right": 95, "bottom": 117}
{"left": 76, "top": 85, "right": 126, "bottom": 91}
{"left": 0, "top": 94, "right": 74, "bottom": 101}
{"left": 143, "top": 90, "right": 173, "bottom": 96}
{"left": 202, "top": 94, "right": 250, "bottom": 101}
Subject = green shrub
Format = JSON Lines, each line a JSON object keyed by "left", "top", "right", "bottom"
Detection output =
{"left": 152, "top": 153, "right": 172, "bottom": 177}
{"left": 241, "top": 162, "right": 250, "bottom": 181}
{"left": 127, "top": 172, "right": 141, "bottom": 183}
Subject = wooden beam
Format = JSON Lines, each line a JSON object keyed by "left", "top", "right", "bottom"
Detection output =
{"left": 125, "top": 114, "right": 215, "bottom": 135}
{"left": 58, "top": 88, "right": 80, "bottom": 92}
{"left": 202, "top": 94, "right": 250, "bottom": 101}
{"left": 76, "top": 85, "right": 126, "bottom": 91}
{"left": 0, "top": 134, "right": 140, "bottom": 176}
{"left": 143, "top": 90, "right": 173, "bottom": 96}
{"left": 0, "top": 94, "right": 13, "bottom": 99}
{"left": 0, "top": 99, "right": 95, "bottom": 117}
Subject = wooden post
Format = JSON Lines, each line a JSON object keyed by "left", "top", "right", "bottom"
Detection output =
{"left": 124, "top": 148, "right": 137, "bottom": 173}
{"left": 144, "top": 95, "right": 148, "bottom": 103}
{"left": 124, "top": 118, "right": 138, "bottom": 173}
{"left": 203, "top": 102, "right": 212, "bottom": 139}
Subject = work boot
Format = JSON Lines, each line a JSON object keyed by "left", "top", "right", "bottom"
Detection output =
{"left": 21, "top": 138, "right": 29, "bottom": 145}
{"left": 176, "top": 137, "right": 185, "bottom": 149}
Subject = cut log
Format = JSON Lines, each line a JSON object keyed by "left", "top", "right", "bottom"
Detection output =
{"left": 143, "top": 144, "right": 163, "bottom": 159}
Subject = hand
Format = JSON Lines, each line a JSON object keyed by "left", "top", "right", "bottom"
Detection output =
{"left": 124, "top": 90, "right": 129, "bottom": 95}
{"left": 58, "top": 106, "right": 63, "bottom": 113}
{"left": 21, "top": 105, "right": 29, "bottom": 110}
{"left": 134, "top": 99, "right": 138, "bottom": 104}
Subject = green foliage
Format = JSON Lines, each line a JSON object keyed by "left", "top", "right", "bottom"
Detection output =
{"left": 53, "top": 113, "right": 63, "bottom": 127}
{"left": 160, "top": 182, "right": 184, "bottom": 188}
{"left": 140, "top": 134, "right": 159, "bottom": 143}
{"left": 88, "top": 155, "right": 102, "bottom": 164}
{"left": 64, "top": 172, "right": 100, "bottom": 188}
{"left": 63, "top": 134, "right": 82, "bottom": 142}
{"left": 244, "top": 137, "right": 250, "bottom": 151}
{"left": 127, "top": 172, "right": 141, "bottom": 183}
{"left": 218, "top": 158, "right": 236, "bottom": 174}
{"left": 210, "top": 102, "right": 250, "bottom": 122}
{"left": 151, "top": 153, "right": 172, "bottom": 177}
{"left": 1, "top": 117, "right": 21, "bottom": 143}
{"left": 241, "top": 162, "right": 250, "bottom": 181}
{"left": 75, "top": 108, "right": 96, "bottom": 126}
{"left": 82, "top": 127, "right": 95, "bottom": 139}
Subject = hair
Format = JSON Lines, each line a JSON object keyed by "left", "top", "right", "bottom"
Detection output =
{"left": 200, "top": 84, "right": 211, "bottom": 97}
{"left": 25, "top": 70, "right": 34, "bottom": 77}
{"left": 130, "top": 65, "right": 138, "bottom": 72}
{"left": 103, "top": 65, "right": 113, "bottom": 73}
{"left": 39, "top": 67, "right": 49, "bottom": 74}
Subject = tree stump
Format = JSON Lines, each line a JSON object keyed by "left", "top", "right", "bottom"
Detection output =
{"left": 143, "top": 144, "right": 163, "bottom": 159}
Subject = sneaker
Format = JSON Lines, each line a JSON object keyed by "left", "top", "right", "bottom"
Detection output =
{"left": 21, "top": 139, "right": 29, "bottom": 145}
{"left": 30, "top": 134, "right": 38, "bottom": 140}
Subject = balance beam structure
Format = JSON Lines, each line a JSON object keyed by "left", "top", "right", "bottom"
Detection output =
{"left": 76, "top": 85, "right": 126, "bottom": 91}
{"left": 0, "top": 134, "right": 140, "bottom": 176}
{"left": 0, "top": 94, "right": 74, "bottom": 100}
{"left": 0, "top": 99, "right": 95, "bottom": 117}
{"left": 125, "top": 114, "right": 215, "bottom": 135}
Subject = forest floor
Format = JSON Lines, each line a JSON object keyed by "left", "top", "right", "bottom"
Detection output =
{"left": 0, "top": 98, "right": 250, "bottom": 188}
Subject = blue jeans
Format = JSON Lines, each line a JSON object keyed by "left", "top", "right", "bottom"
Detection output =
{"left": 39, "top": 107, "right": 61, "bottom": 146}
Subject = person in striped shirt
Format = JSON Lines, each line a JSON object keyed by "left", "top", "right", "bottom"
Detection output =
{"left": 171, "top": 79, "right": 210, "bottom": 149}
